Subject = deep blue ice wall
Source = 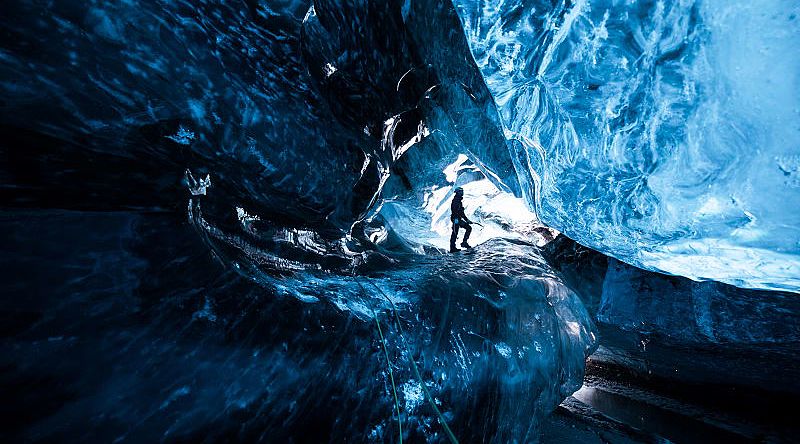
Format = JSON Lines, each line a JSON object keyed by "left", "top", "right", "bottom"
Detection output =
{"left": 0, "top": 211, "right": 597, "bottom": 442}
{"left": 543, "top": 234, "right": 800, "bottom": 396}
{"left": 300, "top": 0, "right": 525, "bottom": 204}
{"left": 0, "top": 1, "right": 599, "bottom": 442}
{"left": 0, "top": 0, "right": 375, "bottom": 227}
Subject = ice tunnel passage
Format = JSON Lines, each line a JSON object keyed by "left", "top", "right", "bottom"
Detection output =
{"left": 1, "top": 0, "right": 799, "bottom": 442}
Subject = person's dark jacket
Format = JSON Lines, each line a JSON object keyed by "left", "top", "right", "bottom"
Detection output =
{"left": 450, "top": 195, "right": 471, "bottom": 224}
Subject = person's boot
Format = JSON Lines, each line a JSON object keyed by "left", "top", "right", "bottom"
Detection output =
{"left": 460, "top": 242, "right": 472, "bottom": 249}
{"left": 450, "top": 244, "right": 460, "bottom": 253}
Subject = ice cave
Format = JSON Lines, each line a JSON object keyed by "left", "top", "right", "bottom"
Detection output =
{"left": 1, "top": 0, "right": 798, "bottom": 442}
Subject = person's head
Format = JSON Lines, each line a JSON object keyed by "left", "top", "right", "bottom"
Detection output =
{"left": 454, "top": 187, "right": 464, "bottom": 197}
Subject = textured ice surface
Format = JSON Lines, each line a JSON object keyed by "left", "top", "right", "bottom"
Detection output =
{"left": 451, "top": 0, "right": 800, "bottom": 292}
{"left": 600, "top": 258, "right": 800, "bottom": 346}
{"left": 593, "top": 257, "right": 800, "bottom": 393}
{"left": 0, "top": 211, "right": 596, "bottom": 442}
{"left": 0, "top": 0, "right": 371, "bottom": 225}
{"left": 544, "top": 235, "right": 800, "bottom": 394}
{"left": 0, "top": 0, "right": 599, "bottom": 441}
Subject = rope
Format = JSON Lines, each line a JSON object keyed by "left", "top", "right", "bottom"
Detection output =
{"left": 352, "top": 276, "right": 403, "bottom": 444}
{"left": 357, "top": 275, "right": 460, "bottom": 444}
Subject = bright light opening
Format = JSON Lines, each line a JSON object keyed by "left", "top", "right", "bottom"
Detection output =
{"left": 378, "top": 154, "right": 557, "bottom": 250}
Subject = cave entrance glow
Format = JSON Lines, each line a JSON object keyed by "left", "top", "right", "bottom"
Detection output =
{"left": 377, "top": 154, "right": 555, "bottom": 251}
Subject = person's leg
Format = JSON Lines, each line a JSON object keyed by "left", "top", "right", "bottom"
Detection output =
{"left": 461, "top": 223, "right": 472, "bottom": 247}
{"left": 450, "top": 222, "right": 460, "bottom": 251}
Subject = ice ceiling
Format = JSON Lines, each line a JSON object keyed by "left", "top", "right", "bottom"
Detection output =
{"left": 313, "top": 0, "right": 800, "bottom": 293}
{"left": 3, "top": 0, "right": 797, "bottom": 291}
{"left": 450, "top": 0, "right": 800, "bottom": 292}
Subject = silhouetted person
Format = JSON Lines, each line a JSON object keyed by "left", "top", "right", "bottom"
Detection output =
{"left": 450, "top": 187, "right": 472, "bottom": 252}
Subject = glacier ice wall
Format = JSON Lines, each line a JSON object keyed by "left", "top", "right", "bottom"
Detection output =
{"left": 451, "top": 0, "right": 800, "bottom": 292}
{"left": 0, "top": 0, "right": 600, "bottom": 441}
{"left": 597, "top": 256, "right": 800, "bottom": 392}
{"left": 544, "top": 235, "right": 800, "bottom": 397}
{"left": 0, "top": 0, "right": 375, "bottom": 227}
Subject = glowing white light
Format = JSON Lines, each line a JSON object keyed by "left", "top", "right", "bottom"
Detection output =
{"left": 411, "top": 155, "right": 545, "bottom": 249}
{"left": 236, "top": 207, "right": 260, "bottom": 223}
{"left": 302, "top": 5, "right": 316, "bottom": 23}
{"left": 443, "top": 154, "right": 469, "bottom": 183}
{"left": 566, "top": 321, "right": 581, "bottom": 337}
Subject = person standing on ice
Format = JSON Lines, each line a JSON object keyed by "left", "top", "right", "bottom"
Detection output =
{"left": 450, "top": 187, "right": 473, "bottom": 252}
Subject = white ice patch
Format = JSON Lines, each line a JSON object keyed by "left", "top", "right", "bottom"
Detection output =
{"left": 443, "top": 154, "right": 469, "bottom": 183}
{"left": 302, "top": 5, "right": 316, "bottom": 23}
{"left": 494, "top": 342, "right": 512, "bottom": 358}
{"left": 185, "top": 169, "right": 211, "bottom": 196}
{"left": 236, "top": 207, "right": 260, "bottom": 223}
{"left": 566, "top": 321, "right": 582, "bottom": 338}
{"left": 402, "top": 380, "right": 424, "bottom": 413}
{"left": 166, "top": 125, "right": 195, "bottom": 145}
